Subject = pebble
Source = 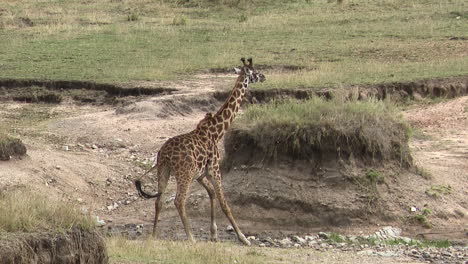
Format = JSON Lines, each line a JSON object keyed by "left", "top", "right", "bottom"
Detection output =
{"left": 292, "top": 235, "right": 306, "bottom": 244}
{"left": 279, "top": 238, "right": 292, "bottom": 247}
{"left": 96, "top": 216, "right": 106, "bottom": 227}
{"left": 357, "top": 249, "right": 374, "bottom": 256}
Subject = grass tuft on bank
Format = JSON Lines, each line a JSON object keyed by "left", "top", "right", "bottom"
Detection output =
{"left": 0, "top": 189, "right": 95, "bottom": 233}
{"left": 226, "top": 96, "right": 412, "bottom": 165}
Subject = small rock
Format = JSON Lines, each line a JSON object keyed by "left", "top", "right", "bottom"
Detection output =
{"left": 308, "top": 241, "right": 318, "bottom": 247}
{"left": 304, "top": 235, "right": 316, "bottom": 241}
{"left": 412, "top": 92, "right": 423, "bottom": 101}
{"left": 226, "top": 225, "right": 234, "bottom": 232}
{"left": 77, "top": 198, "right": 83, "bottom": 203}
{"left": 55, "top": 165, "right": 61, "bottom": 170}
{"left": 294, "top": 243, "right": 301, "bottom": 248}
{"left": 376, "top": 251, "right": 400, "bottom": 257}
{"left": 166, "top": 195, "right": 176, "bottom": 204}
{"left": 92, "top": 144, "right": 98, "bottom": 149}
{"left": 318, "top": 232, "right": 330, "bottom": 239}
{"left": 410, "top": 206, "right": 417, "bottom": 212}
{"left": 357, "top": 249, "right": 374, "bottom": 256}
{"left": 292, "top": 235, "right": 306, "bottom": 244}
{"left": 259, "top": 243, "right": 266, "bottom": 247}
{"left": 63, "top": 145, "right": 69, "bottom": 151}
{"left": 247, "top": 236, "right": 256, "bottom": 240}
{"left": 279, "top": 238, "right": 292, "bottom": 247}
{"left": 96, "top": 216, "right": 106, "bottom": 226}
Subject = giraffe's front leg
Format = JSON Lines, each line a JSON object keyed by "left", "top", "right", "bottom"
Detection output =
{"left": 197, "top": 177, "right": 218, "bottom": 242}
{"left": 207, "top": 162, "right": 250, "bottom": 246}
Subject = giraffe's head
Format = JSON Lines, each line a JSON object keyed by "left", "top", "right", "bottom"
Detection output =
{"left": 234, "top": 57, "right": 266, "bottom": 83}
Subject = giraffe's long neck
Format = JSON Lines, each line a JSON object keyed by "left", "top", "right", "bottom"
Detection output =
{"left": 210, "top": 74, "right": 249, "bottom": 142}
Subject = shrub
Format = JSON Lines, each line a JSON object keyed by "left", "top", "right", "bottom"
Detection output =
{"left": 0, "top": 134, "right": 27, "bottom": 161}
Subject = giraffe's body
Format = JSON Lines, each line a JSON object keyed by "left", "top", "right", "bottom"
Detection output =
{"left": 135, "top": 58, "right": 265, "bottom": 246}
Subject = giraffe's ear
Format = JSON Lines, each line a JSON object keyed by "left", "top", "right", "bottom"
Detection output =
{"left": 233, "top": 67, "right": 242, "bottom": 74}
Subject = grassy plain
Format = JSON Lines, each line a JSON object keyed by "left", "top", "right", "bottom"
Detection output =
{"left": 0, "top": 0, "right": 466, "bottom": 88}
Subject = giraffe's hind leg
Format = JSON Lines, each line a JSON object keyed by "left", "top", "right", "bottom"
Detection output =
{"left": 197, "top": 177, "right": 218, "bottom": 242}
{"left": 174, "top": 173, "right": 195, "bottom": 243}
{"left": 152, "top": 166, "right": 170, "bottom": 238}
{"left": 207, "top": 163, "right": 250, "bottom": 246}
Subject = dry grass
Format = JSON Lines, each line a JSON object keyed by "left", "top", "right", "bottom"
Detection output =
{"left": 228, "top": 96, "right": 412, "bottom": 165}
{"left": 0, "top": 188, "right": 95, "bottom": 232}
{"left": 107, "top": 237, "right": 267, "bottom": 264}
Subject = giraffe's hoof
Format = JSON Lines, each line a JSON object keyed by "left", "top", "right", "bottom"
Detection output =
{"left": 242, "top": 239, "right": 251, "bottom": 246}
{"left": 239, "top": 235, "right": 251, "bottom": 246}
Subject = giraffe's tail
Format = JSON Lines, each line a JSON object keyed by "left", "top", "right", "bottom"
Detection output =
{"left": 135, "top": 179, "right": 160, "bottom": 199}
{"left": 134, "top": 162, "right": 160, "bottom": 199}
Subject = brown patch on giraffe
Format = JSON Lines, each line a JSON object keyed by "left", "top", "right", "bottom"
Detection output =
{"left": 216, "top": 124, "right": 224, "bottom": 134}
{"left": 222, "top": 109, "right": 230, "bottom": 119}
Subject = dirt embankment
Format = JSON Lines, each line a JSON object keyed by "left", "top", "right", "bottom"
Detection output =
{"left": 222, "top": 128, "right": 411, "bottom": 229}
{"left": 0, "top": 79, "right": 176, "bottom": 97}
{"left": 214, "top": 76, "right": 468, "bottom": 103}
{"left": 0, "top": 229, "right": 108, "bottom": 264}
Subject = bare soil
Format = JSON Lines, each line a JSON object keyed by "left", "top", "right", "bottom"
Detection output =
{"left": 0, "top": 75, "right": 467, "bottom": 263}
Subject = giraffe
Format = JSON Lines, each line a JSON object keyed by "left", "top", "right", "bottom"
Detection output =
{"left": 134, "top": 58, "right": 265, "bottom": 246}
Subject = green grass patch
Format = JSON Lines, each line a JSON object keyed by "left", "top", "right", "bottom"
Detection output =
{"left": 227, "top": 97, "right": 412, "bottom": 165}
{"left": 0, "top": 0, "right": 466, "bottom": 86}
{"left": 407, "top": 208, "right": 432, "bottom": 229}
{"left": 107, "top": 237, "right": 267, "bottom": 264}
{"left": 327, "top": 233, "right": 347, "bottom": 243}
{"left": 425, "top": 185, "right": 452, "bottom": 197}
{"left": 0, "top": 189, "right": 95, "bottom": 232}
{"left": 415, "top": 166, "right": 433, "bottom": 180}
{"left": 386, "top": 238, "right": 451, "bottom": 248}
